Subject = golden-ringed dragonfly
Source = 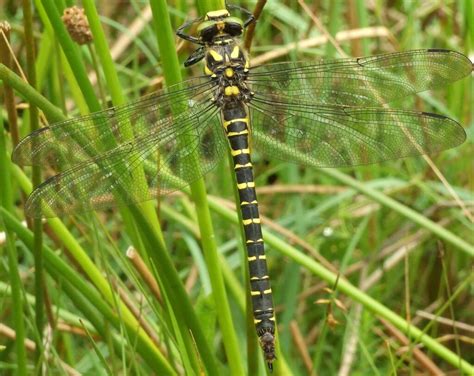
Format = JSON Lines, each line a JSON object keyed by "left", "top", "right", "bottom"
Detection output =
{"left": 13, "top": 7, "right": 472, "bottom": 371}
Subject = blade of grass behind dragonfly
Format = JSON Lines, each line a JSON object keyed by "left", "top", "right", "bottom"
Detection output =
{"left": 462, "top": 0, "right": 473, "bottom": 124}
{"left": 325, "top": 0, "right": 343, "bottom": 58}
{"left": 353, "top": 0, "right": 370, "bottom": 57}
{"left": 196, "top": 0, "right": 222, "bottom": 15}
{"left": 150, "top": 0, "right": 245, "bottom": 374}
{"left": 447, "top": 1, "right": 473, "bottom": 122}
{"left": 22, "top": 1, "right": 45, "bottom": 365}
{"left": 466, "top": 0, "right": 474, "bottom": 52}
{"left": 0, "top": 96, "right": 28, "bottom": 376}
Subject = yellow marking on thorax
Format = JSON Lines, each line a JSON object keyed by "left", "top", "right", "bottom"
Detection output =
{"left": 244, "top": 59, "right": 250, "bottom": 72}
{"left": 209, "top": 49, "right": 223, "bottom": 61}
{"left": 224, "top": 86, "right": 240, "bottom": 96}
{"left": 225, "top": 67, "right": 234, "bottom": 77}
{"left": 231, "top": 148, "right": 250, "bottom": 156}
{"left": 237, "top": 181, "right": 255, "bottom": 190}
{"left": 204, "top": 64, "right": 215, "bottom": 77}
{"left": 231, "top": 46, "right": 240, "bottom": 59}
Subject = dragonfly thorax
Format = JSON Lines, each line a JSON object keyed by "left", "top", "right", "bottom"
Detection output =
{"left": 204, "top": 42, "right": 249, "bottom": 76}
{"left": 204, "top": 42, "right": 252, "bottom": 106}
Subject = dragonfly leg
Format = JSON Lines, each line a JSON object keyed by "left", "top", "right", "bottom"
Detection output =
{"left": 176, "top": 17, "right": 203, "bottom": 45}
{"left": 227, "top": 4, "right": 256, "bottom": 27}
{"left": 184, "top": 46, "right": 206, "bottom": 67}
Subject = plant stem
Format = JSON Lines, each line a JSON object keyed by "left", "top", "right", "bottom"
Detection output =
{"left": 150, "top": 0, "right": 244, "bottom": 373}
{"left": 22, "top": 1, "right": 46, "bottom": 366}
{"left": 0, "top": 110, "right": 27, "bottom": 376}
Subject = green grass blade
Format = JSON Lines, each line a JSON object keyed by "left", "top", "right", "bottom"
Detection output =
{"left": 22, "top": 1, "right": 45, "bottom": 365}
{"left": 0, "top": 97, "right": 28, "bottom": 376}
{"left": 150, "top": 0, "right": 244, "bottom": 373}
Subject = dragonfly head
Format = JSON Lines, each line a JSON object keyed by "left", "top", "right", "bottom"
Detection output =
{"left": 198, "top": 9, "right": 244, "bottom": 43}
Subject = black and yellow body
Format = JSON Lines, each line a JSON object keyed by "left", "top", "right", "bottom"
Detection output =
{"left": 177, "top": 9, "right": 277, "bottom": 369}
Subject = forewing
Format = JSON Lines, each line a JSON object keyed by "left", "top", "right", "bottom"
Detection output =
{"left": 249, "top": 100, "right": 466, "bottom": 167}
{"left": 13, "top": 76, "right": 216, "bottom": 168}
{"left": 25, "top": 105, "right": 224, "bottom": 218}
{"left": 248, "top": 50, "right": 472, "bottom": 107}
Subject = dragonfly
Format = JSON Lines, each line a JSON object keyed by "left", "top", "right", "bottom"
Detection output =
{"left": 13, "top": 7, "right": 472, "bottom": 370}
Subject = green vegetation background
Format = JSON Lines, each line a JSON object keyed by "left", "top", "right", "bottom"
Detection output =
{"left": 0, "top": 0, "right": 472, "bottom": 375}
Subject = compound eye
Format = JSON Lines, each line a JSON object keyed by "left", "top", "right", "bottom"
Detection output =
{"left": 225, "top": 22, "right": 243, "bottom": 36}
{"left": 200, "top": 25, "right": 218, "bottom": 42}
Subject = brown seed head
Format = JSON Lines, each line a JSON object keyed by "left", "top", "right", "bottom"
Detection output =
{"left": 61, "top": 6, "right": 92, "bottom": 45}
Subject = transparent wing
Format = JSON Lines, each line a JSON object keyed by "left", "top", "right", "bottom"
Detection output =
{"left": 13, "top": 76, "right": 216, "bottom": 168}
{"left": 249, "top": 99, "right": 466, "bottom": 167}
{"left": 25, "top": 105, "right": 224, "bottom": 218}
{"left": 248, "top": 49, "right": 472, "bottom": 106}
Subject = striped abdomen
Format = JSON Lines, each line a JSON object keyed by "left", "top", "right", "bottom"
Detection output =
{"left": 222, "top": 101, "right": 276, "bottom": 368}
